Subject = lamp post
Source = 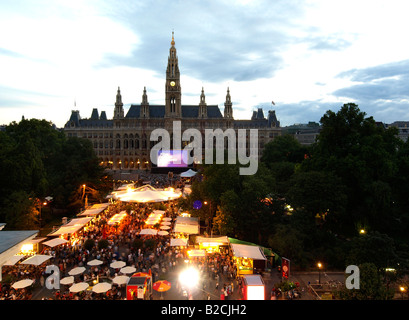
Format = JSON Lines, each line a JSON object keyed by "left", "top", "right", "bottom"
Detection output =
{"left": 317, "top": 262, "right": 322, "bottom": 285}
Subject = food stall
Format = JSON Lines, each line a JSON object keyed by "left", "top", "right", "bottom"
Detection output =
{"left": 195, "top": 236, "right": 229, "bottom": 254}
{"left": 230, "top": 243, "right": 267, "bottom": 275}
{"left": 126, "top": 270, "right": 152, "bottom": 300}
{"left": 240, "top": 274, "right": 265, "bottom": 300}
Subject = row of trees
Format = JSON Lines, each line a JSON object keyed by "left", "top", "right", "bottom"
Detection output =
{"left": 0, "top": 119, "right": 109, "bottom": 230}
{"left": 180, "top": 104, "right": 409, "bottom": 278}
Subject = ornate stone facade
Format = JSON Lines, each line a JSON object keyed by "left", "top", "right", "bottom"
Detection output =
{"left": 64, "top": 33, "right": 281, "bottom": 172}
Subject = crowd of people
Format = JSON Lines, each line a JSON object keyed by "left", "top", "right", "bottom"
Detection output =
{"left": 1, "top": 177, "right": 260, "bottom": 301}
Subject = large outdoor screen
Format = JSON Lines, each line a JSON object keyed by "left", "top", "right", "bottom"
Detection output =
{"left": 157, "top": 149, "right": 188, "bottom": 167}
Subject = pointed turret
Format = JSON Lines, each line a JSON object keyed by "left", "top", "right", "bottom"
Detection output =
{"left": 140, "top": 87, "right": 150, "bottom": 118}
{"left": 224, "top": 87, "right": 233, "bottom": 118}
{"left": 199, "top": 87, "right": 207, "bottom": 118}
{"left": 114, "top": 86, "right": 124, "bottom": 119}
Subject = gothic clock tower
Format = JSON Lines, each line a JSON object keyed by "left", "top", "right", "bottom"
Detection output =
{"left": 165, "top": 32, "right": 182, "bottom": 118}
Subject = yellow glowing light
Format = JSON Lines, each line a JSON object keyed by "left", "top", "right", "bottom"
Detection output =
{"left": 21, "top": 243, "right": 33, "bottom": 253}
{"left": 179, "top": 267, "right": 200, "bottom": 289}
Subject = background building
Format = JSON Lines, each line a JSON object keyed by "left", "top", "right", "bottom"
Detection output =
{"left": 64, "top": 33, "right": 281, "bottom": 174}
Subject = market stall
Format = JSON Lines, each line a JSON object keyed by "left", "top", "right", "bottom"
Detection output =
{"left": 230, "top": 243, "right": 267, "bottom": 275}
{"left": 240, "top": 274, "right": 265, "bottom": 300}
{"left": 173, "top": 216, "right": 199, "bottom": 235}
{"left": 126, "top": 270, "right": 153, "bottom": 300}
{"left": 195, "top": 236, "right": 229, "bottom": 254}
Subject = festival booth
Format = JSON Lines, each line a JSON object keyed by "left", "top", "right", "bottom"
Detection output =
{"left": 170, "top": 238, "right": 188, "bottom": 247}
{"left": 173, "top": 216, "right": 199, "bottom": 235}
{"left": 187, "top": 249, "right": 206, "bottom": 258}
{"left": 107, "top": 211, "right": 127, "bottom": 225}
{"left": 180, "top": 169, "right": 197, "bottom": 178}
{"left": 77, "top": 203, "right": 110, "bottom": 217}
{"left": 230, "top": 243, "right": 267, "bottom": 275}
{"left": 240, "top": 274, "right": 265, "bottom": 300}
{"left": 195, "top": 236, "right": 229, "bottom": 254}
{"left": 126, "top": 270, "right": 152, "bottom": 300}
{"left": 115, "top": 185, "right": 182, "bottom": 203}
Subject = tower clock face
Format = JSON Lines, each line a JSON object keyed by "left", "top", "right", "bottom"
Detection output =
{"left": 170, "top": 81, "right": 176, "bottom": 87}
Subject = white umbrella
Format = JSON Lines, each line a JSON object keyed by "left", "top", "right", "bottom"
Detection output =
{"left": 60, "top": 276, "right": 74, "bottom": 285}
{"left": 162, "top": 217, "right": 172, "bottom": 221}
{"left": 110, "top": 261, "right": 126, "bottom": 269}
{"left": 87, "top": 259, "right": 103, "bottom": 266}
{"left": 160, "top": 226, "right": 170, "bottom": 230}
{"left": 20, "top": 255, "right": 52, "bottom": 266}
{"left": 68, "top": 266, "right": 86, "bottom": 276}
{"left": 120, "top": 266, "right": 136, "bottom": 274}
{"left": 92, "top": 282, "right": 111, "bottom": 293}
{"left": 112, "top": 275, "right": 129, "bottom": 285}
{"left": 12, "top": 279, "right": 33, "bottom": 289}
{"left": 158, "top": 231, "right": 169, "bottom": 236}
{"left": 161, "top": 221, "right": 171, "bottom": 225}
{"left": 69, "top": 282, "right": 89, "bottom": 293}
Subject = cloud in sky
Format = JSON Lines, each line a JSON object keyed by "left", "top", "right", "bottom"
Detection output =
{"left": 1, "top": 0, "right": 409, "bottom": 127}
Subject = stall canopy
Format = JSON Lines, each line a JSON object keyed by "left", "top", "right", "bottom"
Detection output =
{"left": 77, "top": 203, "right": 110, "bottom": 217}
{"left": 3, "top": 255, "right": 25, "bottom": 266}
{"left": 230, "top": 243, "right": 267, "bottom": 261}
{"left": 170, "top": 238, "right": 188, "bottom": 247}
{"left": 107, "top": 211, "right": 127, "bottom": 225}
{"left": 20, "top": 254, "right": 52, "bottom": 266}
{"left": 228, "top": 237, "right": 281, "bottom": 265}
{"left": 196, "top": 236, "right": 229, "bottom": 246}
{"left": 49, "top": 217, "right": 93, "bottom": 236}
{"left": 173, "top": 216, "right": 199, "bottom": 235}
{"left": 115, "top": 185, "right": 182, "bottom": 203}
{"left": 42, "top": 238, "right": 69, "bottom": 247}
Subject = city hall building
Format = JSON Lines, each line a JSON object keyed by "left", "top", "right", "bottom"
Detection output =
{"left": 64, "top": 33, "right": 281, "bottom": 174}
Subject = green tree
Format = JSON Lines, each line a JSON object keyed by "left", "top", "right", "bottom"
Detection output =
{"left": 303, "top": 103, "right": 401, "bottom": 236}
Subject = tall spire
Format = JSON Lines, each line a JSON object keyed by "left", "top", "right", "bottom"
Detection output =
{"left": 114, "top": 86, "right": 124, "bottom": 119}
{"left": 224, "top": 87, "right": 233, "bottom": 119}
{"left": 199, "top": 87, "right": 207, "bottom": 118}
{"left": 171, "top": 31, "right": 175, "bottom": 47}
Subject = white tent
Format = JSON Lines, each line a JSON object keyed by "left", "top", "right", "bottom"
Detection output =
{"left": 173, "top": 216, "right": 199, "bottom": 235}
{"left": 180, "top": 169, "right": 197, "bottom": 177}
{"left": 117, "top": 185, "right": 181, "bottom": 203}
{"left": 3, "top": 255, "right": 25, "bottom": 266}
{"left": 48, "top": 224, "right": 84, "bottom": 236}
{"left": 139, "top": 229, "right": 158, "bottom": 235}
{"left": 65, "top": 217, "right": 93, "bottom": 226}
{"left": 42, "top": 238, "right": 69, "bottom": 247}
{"left": 170, "top": 238, "right": 188, "bottom": 247}
{"left": 107, "top": 211, "right": 127, "bottom": 225}
{"left": 20, "top": 254, "right": 52, "bottom": 266}
{"left": 196, "top": 236, "right": 229, "bottom": 245}
{"left": 230, "top": 243, "right": 267, "bottom": 261}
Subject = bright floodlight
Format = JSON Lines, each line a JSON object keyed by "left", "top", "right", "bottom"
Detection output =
{"left": 179, "top": 267, "right": 199, "bottom": 289}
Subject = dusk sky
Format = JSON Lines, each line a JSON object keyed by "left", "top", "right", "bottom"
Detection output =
{"left": 1, "top": 0, "right": 409, "bottom": 128}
